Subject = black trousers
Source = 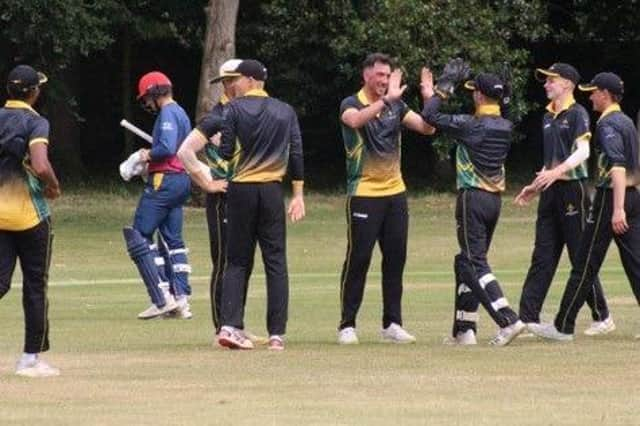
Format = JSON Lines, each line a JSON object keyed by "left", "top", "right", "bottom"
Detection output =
{"left": 0, "top": 219, "right": 53, "bottom": 353}
{"left": 555, "top": 188, "right": 640, "bottom": 334}
{"left": 453, "top": 189, "right": 518, "bottom": 335}
{"left": 339, "top": 192, "right": 408, "bottom": 330}
{"left": 220, "top": 182, "right": 288, "bottom": 335}
{"left": 519, "top": 180, "right": 609, "bottom": 323}
{"left": 205, "top": 192, "right": 253, "bottom": 332}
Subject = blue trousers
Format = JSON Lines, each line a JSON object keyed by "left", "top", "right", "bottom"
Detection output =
{"left": 132, "top": 172, "right": 191, "bottom": 295}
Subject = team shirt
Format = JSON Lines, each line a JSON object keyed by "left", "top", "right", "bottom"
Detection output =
{"left": 148, "top": 101, "right": 191, "bottom": 174}
{"left": 593, "top": 103, "right": 640, "bottom": 188}
{"left": 542, "top": 96, "right": 591, "bottom": 180}
{"left": 340, "top": 89, "right": 410, "bottom": 197}
{"left": 195, "top": 95, "right": 229, "bottom": 179}
{"left": 212, "top": 89, "right": 303, "bottom": 183}
{"left": 0, "top": 100, "right": 51, "bottom": 231}
{"left": 422, "top": 97, "right": 512, "bottom": 192}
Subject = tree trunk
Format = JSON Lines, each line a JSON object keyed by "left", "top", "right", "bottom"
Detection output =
{"left": 195, "top": 0, "right": 239, "bottom": 122}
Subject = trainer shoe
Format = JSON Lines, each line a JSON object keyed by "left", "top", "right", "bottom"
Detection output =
{"left": 584, "top": 316, "right": 615, "bottom": 336}
{"left": 443, "top": 329, "right": 477, "bottom": 346}
{"left": 218, "top": 326, "right": 254, "bottom": 350}
{"left": 489, "top": 320, "right": 526, "bottom": 346}
{"left": 268, "top": 335, "right": 285, "bottom": 351}
{"left": 137, "top": 298, "right": 178, "bottom": 320}
{"left": 337, "top": 327, "right": 359, "bottom": 345}
{"left": 528, "top": 322, "right": 573, "bottom": 341}
{"left": 245, "top": 330, "right": 269, "bottom": 345}
{"left": 381, "top": 323, "right": 417, "bottom": 344}
{"left": 15, "top": 358, "right": 60, "bottom": 378}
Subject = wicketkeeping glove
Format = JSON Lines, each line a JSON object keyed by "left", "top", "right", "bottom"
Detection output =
{"left": 435, "top": 57, "right": 471, "bottom": 99}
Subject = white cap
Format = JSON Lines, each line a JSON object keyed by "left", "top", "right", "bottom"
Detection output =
{"left": 210, "top": 59, "right": 243, "bottom": 83}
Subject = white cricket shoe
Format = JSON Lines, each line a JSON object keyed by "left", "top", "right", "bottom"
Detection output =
{"left": 137, "top": 298, "right": 178, "bottom": 320}
{"left": 15, "top": 358, "right": 60, "bottom": 378}
{"left": 489, "top": 320, "right": 526, "bottom": 346}
{"left": 528, "top": 322, "right": 573, "bottom": 341}
{"left": 381, "top": 323, "right": 416, "bottom": 344}
{"left": 584, "top": 316, "right": 615, "bottom": 336}
{"left": 337, "top": 327, "right": 359, "bottom": 345}
{"left": 443, "top": 329, "right": 477, "bottom": 346}
{"left": 218, "top": 326, "right": 254, "bottom": 350}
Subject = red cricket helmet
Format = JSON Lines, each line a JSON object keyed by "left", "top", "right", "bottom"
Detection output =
{"left": 137, "top": 71, "right": 172, "bottom": 99}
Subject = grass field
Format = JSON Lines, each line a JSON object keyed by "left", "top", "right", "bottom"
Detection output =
{"left": 2, "top": 189, "right": 640, "bottom": 425}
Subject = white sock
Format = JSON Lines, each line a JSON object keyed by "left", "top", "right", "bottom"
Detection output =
{"left": 20, "top": 353, "right": 38, "bottom": 364}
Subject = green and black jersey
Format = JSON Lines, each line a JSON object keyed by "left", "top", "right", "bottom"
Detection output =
{"left": 422, "top": 97, "right": 512, "bottom": 192}
{"left": 0, "top": 100, "right": 51, "bottom": 231}
{"left": 196, "top": 95, "right": 229, "bottom": 179}
{"left": 542, "top": 96, "right": 591, "bottom": 180}
{"left": 593, "top": 104, "right": 640, "bottom": 188}
{"left": 218, "top": 89, "right": 303, "bottom": 184}
{"left": 340, "top": 90, "right": 410, "bottom": 197}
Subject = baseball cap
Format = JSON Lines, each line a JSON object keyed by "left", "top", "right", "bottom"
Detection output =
{"left": 232, "top": 59, "right": 268, "bottom": 81}
{"left": 210, "top": 59, "right": 243, "bottom": 83}
{"left": 578, "top": 72, "right": 624, "bottom": 96}
{"left": 535, "top": 63, "right": 580, "bottom": 84}
{"left": 7, "top": 65, "right": 48, "bottom": 92}
{"left": 464, "top": 73, "right": 504, "bottom": 99}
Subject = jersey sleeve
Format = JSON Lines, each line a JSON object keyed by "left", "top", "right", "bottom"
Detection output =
{"left": 340, "top": 96, "right": 360, "bottom": 115}
{"left": 572, "top": 107, "right": 592, "bottom": 142}
{"left": 421, "top": 96, "right": 475, "bottom": 142}
{"left": 599, "top": 124, "right": 626, "bottom": 168}
{"left": 196, "top": 105, "right": 224, "bottom": 139}
{"left": 150, "top": 108, "right": 180, "bottom": 160}
{"left": 28, "top": 116, "right": 50, "bottom": 145}
{"left": 287, "top": 107, "right": 304, "bottom": 181}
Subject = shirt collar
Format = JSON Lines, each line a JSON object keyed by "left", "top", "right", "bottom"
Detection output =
{"left": 475, "top": 104, "right": 501, "bottom": 117}
{"left": 4, "top": 100, "right": 38, "bottom": 115}
{"left": 243, "top": 89, "right": 269, "bottom": 98}
{"left": 598, "top": 103, "right": 622, "bottom": 123}
{"left": 220, "top": 94, "right": 230, "bottom": 105}
{"left": 356, "top": 89, "right": 375, "bottom": 106}
{"left": 546, "top": 95, "right": 575, "bottom": 117}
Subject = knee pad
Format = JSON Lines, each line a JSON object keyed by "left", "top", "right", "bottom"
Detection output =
{"left": 123, "top": 227, "right": 166, "bottom": 307}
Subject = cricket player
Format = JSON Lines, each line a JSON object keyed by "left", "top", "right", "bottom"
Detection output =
{"left": 530, "top": 72, "right": 640, "bottom": 341}
{"left": 122, "top": 71, "right": 202, "bottom": 320}
{"left": 515, "top": 63, "right": 613, "bottom": 336}
{"left": 421, "top": 61, "right": 525, "bottom": 346}
{"left": 0, "top": 64, "right": 61, "bottom": 377}
{"left": 337, "top": 53, "right": 435, "bottom": 345}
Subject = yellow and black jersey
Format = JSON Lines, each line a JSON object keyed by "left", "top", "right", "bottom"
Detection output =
{"left": 542, "top": 97, "right": 591, "bottom": 180}
{"left": 340, "top": 90, "right": 410, "bottom": 197}
{"left": 196, "top": 96, "right": 229, "bottom": 180}
{"left": 0, "top": 100, "right": 50, "bottom": 231}
{"left": 593, "top": 104, "right": 640, "bottom": 188}
{"left": 218, "top": 89, "right": 303, "bottom": 183}
{"left": 422, "top": 97, "right": 512, "bottom": 192}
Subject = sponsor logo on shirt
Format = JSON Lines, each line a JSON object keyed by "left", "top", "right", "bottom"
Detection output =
{"left": 352, "top": 212, "right": 368, "bottom": 219}
{"left": 161, "top": 121, "right": 174, "bottom": 131}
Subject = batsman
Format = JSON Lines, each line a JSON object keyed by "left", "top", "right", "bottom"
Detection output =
{"left": 122, "top": 71, "right": 200, "bottom": 320}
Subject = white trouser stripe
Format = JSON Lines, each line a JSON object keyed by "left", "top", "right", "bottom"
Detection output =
{"left": 456, "top": 310, "right": 479, "bottom": 322}
{"left": 173, "top": 264, "right": 192, "bottom": 273}
{"left": 491, "top": 297, "right": 509, "bottom": 311}
{"left": 154, "top": 257, "right": 165, "bottom": 266}
{"left": 479, "top": 273, "right": 496, "bottom": 289}
{"left": 169, "top": 248, "right": 189, "bottom": 255}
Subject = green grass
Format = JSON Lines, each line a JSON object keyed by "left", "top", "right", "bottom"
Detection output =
{"left": 2, "top": 190, "right": 639, "bottom": 425}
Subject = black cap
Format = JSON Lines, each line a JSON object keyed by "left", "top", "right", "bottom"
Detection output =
{"left": 464, "top": 73, "right": 504, "bottom": 99}
{"left": 7, "top": 65, "right": 48, "bottom": 92}
{"left": 535, "top": 63, "right": 580, "bottom": 85}
{"left": 578, "top": 72, "right": 624, "bottom": 96}
{"left": 232, "top": 59, "right": 267, "bottom": 81}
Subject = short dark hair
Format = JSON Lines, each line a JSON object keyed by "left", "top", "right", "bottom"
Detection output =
{"left": 611, "top": 92, "right": 623, "bottom": 103}
{"left": 7, "top": 85, "right": 36, "bottom": 100}
{"left": 362, "top": 53, "right": 394, "bottom": 70}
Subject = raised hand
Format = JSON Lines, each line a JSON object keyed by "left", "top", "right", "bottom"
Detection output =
{"left": 385, "top": 68, "right": 407, "bottom": 102}
{"left": 420, "top": 67, "right": 434, "bottom": 99}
